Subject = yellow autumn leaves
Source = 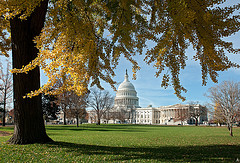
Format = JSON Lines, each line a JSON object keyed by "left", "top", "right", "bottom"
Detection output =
{"left": 0, "top": 0, "right": 240, "bottom": 100}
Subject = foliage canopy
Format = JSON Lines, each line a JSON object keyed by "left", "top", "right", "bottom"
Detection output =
{"left": 1, "top": 0, "right": 240, "bottom": 100}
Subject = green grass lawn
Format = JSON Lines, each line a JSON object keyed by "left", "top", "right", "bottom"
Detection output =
{"left": 1, "top": 124, "right": 240, "bottom": 162}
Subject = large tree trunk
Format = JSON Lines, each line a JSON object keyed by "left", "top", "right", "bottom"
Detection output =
{"left": 8, "top": 0, "right": 52, "bottom": 144}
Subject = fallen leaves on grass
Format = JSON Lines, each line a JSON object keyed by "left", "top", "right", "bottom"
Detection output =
{"left": 0, "top": 131, "right": 12, "bottom": 137}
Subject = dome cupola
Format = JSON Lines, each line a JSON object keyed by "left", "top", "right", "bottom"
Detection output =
{"left": 118, "top": 70, "right": 136, "bottom": 91}
{"left": 114, "top": 69, "right": 140, "bottom": 109}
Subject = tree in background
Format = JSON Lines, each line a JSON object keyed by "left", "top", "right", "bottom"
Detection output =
{"left": 88, "top": 89, "right": 114, "bottom": 125}
{"left": 53, "top": 77, "right": 72, "bottom": 125}
{"left": 207, "top": 81, "right": 240, "bottom": 136}
{"left": 54, "top": 81, "right": 89, "bottom": 126}
{"left": 173, "top": 104, "right": 189, "bottom": 125}
{"left": 66, "top": 91, "right": 89, "bottom": 127}
{"left": 42, "top": 93, "right": 59, "bottom": 121}
{"left": 67, "top": 108, "right": 87, "bottom": 127}
{"left": 0, "top": 60, "right": 13, "bottom": 126}
{"left": 116, "top": 109, "right": 128, "bottom": 124}
{"left": 237, "top": 111, "right": 240, "bottom": 127}
{"left": 56, "top": 91, "right": 69, "bottom": 125}
{"left": 188, "top": 101, "right": 208, "bottom": 126}
{"left": 213, "top": 104, "right": 226, "bottom": 126}
{"left": 0, "top": 0, "right": 240, "bottom": 144}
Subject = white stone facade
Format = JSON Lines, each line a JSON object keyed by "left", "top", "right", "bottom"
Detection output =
{"left": 114, "top": 70, "right": 140, "bottom": 109}
{"left": 135, "top": 104, "right": 208, "bottom": 125}
{"left": 88, "top": 70, "right": 208, "bottom": 125}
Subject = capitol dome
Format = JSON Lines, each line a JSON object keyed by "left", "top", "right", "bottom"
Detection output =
{"left": 114, "top": 70, "right": 140, "bottom": 109}
{"left": 118, "top": 75, "right": 136, "bottom": 91}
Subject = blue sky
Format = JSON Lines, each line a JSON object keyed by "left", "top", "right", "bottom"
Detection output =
{"left": 36, "top": 14, "right": 240, "bottom": 107}
{"left": 97, "top": 30, "right": 240, "bottom": 108}
{"left": 97, "top": 1, "right": 240, "bottom": 108}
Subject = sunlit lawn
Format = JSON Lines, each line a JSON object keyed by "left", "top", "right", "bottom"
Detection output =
{"left": 0, "top": 124, "right": 240, "bottom": 162}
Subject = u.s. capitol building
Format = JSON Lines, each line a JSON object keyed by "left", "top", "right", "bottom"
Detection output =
{"left": 88, "top": 70, "right": 208, "bottom": 125}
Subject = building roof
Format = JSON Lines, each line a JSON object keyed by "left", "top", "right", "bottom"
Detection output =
{"left": 114, "top": 69, "right": 140, "bottom": 108}
{"left": 117, "top": 69, "right": 136, "bottom": 91}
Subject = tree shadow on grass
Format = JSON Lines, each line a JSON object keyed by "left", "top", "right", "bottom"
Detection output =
{"left": 47, "top": 141, "right": 240, "bottom": 162}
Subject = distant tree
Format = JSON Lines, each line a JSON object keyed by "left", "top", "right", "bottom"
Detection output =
{"left": 53, "top": 77, "right": 71, "bottom": 125}
{"left": 67, "top": 108, "right": 87, "bottom": 127}
{"left": 67, "top": 91, "right": 89, "bottom": 127}
{"left": 56, "top": 91, "right": 70, "bottom": 125}
{"left": 102, "top": 110, "right": 111, "bottom": 124}
{"left": 102, "top": 109, "right": 128, "bottom": 124}
{"left": 188, "top": 102, "right": 207, "bottom": 126}
{"left": 237, "top": 111, "right": 240, "bottom": 127}
{"left": 102, "top": 110, "right": 119, "bottom": 124}
{"left": 112, "top": 101, "right": 132, "bottom": 124}
{"left": 0, "top": 60, "right": 13, "bottom": 126}
{"left": 53, "top": 78, "right": 89, "bottom": 126}
{"left": 117, "top": 109, "right": 128, "bottom": 124}
{"left": 88, "top": 89, "right": 114, "bottom": 125}
{"left": 173, "top": 104, "right": 189, "bottom": 125}
{"left": 213, "top": 104, "right": 226, "bottom": 126}
{"left": 42, "top": 93, "right": 59, "bottom": 120}
{"left": 207, "top": 81, "right": 240, "bottom": 136}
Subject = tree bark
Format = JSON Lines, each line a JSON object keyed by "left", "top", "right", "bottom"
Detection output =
{"left": 228, "top": 124, "right": 233, "bottom": 136}
{"left": 96, "top": 111, "right": 101, "bottom": 125}
{"left": 7, "top": 0, "right": 52, "bottom": 144}
{"left": 97, "top": 119, "right": 101, "bottom": 125}
{"left": 2, "top": 90, "right": 6, "bottom": 126}
{"left": 2, "top": 104, "right": 5, "bottom": 126}
{"left": 63, "top": 107, "right": 67, "bottom": 125}
{"left": 195, "top": 118, "right": 198, "bottom": 126}
{"left": 76, "top": 116, "right": 79, "bottom": 127}
{"left": 230, "top": 126, "right": 233, "bottom": 136}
